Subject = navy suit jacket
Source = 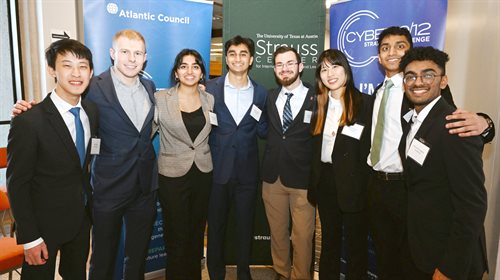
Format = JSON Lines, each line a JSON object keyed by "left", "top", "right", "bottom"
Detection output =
{"left": 206, "top": 75, "right": 268, "bottom": 185}
{"left": 85, "top": 69, "right": 158, "bottom": 205}
{"left": 398, "top": 97, "right": 487, "bottom": 279}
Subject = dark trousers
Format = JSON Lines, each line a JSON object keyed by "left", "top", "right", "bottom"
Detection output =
{"left": 317, "top": 163, "right": 368, "bottom": 280}
{"left": 367, "top": 173, "right": 406, "bottom": 280}
{"left": 207, "top": 179, "right": 257, "bottom": 280}
{"left": 158, "top": 165, "right": 212, "bottom": 280}
{"left": 89, "top": 189, "right": 157, "bottom": 280}
{"left": 21, "top": 212, "right": 91, "bottom": 280}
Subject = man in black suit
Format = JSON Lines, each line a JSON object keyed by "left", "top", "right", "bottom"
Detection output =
{"left": 261, "top": 46, "right": 315, "bottom": 280}
{"left": 7, "top": 39, "right": 98, "bottom": 280}
{"left": 366, "top": 27, "right": 494, "bottom": 279}
{"left": 398, "top": 46, "right": 487, "bottom": 280}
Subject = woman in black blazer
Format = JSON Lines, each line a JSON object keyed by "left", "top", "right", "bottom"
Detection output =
{"left": 309, "top": 49, "right": 372, "bottom": 280}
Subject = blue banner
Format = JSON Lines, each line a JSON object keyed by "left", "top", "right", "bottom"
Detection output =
{"left": 83, "top": 0, "right": 213, "bottom": 89}
{"left": 330, "top": 0, "right": 447, "bottom": 94}
{"left": 83, "top": 0, "right": 213, "bottom": 278}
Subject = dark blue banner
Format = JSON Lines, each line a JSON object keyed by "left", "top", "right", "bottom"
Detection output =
{"left": 330, "top": 0, "right": 447, "bottom": 94}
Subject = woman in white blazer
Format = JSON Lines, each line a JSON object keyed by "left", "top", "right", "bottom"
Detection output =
{"left": 154, "top": 49, "right": 214, "bottom": 280}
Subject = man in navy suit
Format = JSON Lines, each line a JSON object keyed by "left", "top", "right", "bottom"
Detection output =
{"left": 85, "top": 29, "right": 158, "bottom": 280}
{"left": 206, "top": 35, "right": 268, "bottom": 280}
{"left": 7, "top": 39, "right": 97, "bottom": 280}
{"left": 398, "top": 46, "right": 487, "bottom": 280}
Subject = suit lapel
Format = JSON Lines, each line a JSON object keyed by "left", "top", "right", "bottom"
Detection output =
{"left": 96, "top": 70, "right": 137, "bottom": 130}
{"left": 139, "top": 77, "right": 155, "bottom": 134}
{"left": 193, "top": 90, "right": 213, "bottom": 146}
{"left": 81, "top": 99, "right": 97, "bottom": 167}
{"left": 286, "top": 86, "right": 314, "bottom": 132}
{"left": 165, "top": 87, "right": 193, "bottom": 144}
{"left": 42, "top": 97, "right": 81, "bottom": 168}
{"left": 268, "top": 88, "right": 283, "bottom": 134}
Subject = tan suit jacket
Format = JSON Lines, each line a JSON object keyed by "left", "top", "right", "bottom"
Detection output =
{"left": 154, "top": 86, "right": 214, "bottom": 177}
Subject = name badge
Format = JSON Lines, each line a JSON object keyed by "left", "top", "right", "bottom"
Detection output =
{"left": 303, "top": 110, "right": 312, "bottom": 123}
{"left": 90, "top": 138, "right": 101, "bottom": 155}
{"left": 407, "top": 138, "right": 430, "bottom": 166}
{"left": 341, "top": 123, "right": 364, "bottom": 140}
{"left": 209, "top": 112, "right": 218, "bottom": 126}
{"left": 250, "top": 104, "right": 262, "bottom": 121}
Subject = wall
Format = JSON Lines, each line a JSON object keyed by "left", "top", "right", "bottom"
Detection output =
{"left": 445, "top": 0, "right": 500, "bottom": 277}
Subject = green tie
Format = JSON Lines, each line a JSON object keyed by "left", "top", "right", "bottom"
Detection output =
{"left": 370, "top": 79, "right": 394, "bottom": 166}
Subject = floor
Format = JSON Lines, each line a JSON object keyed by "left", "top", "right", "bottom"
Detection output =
{"left": 0, "top": 265, "right": 280, "bottom": 280}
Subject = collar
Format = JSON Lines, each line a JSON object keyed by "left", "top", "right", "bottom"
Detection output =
{"left": 412, "top": 96, "right": 442, "bottom": 123}
{"left": 50, "top": 89, "right": 82, "bottom": 113}
{"left": 224, "top": 74, "right": 253, "bottom": 90}
{"left": 110, "top": 66, "right": 141, "bottom": 90}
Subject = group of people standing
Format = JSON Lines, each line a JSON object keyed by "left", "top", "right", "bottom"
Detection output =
{"left": 6, "top": 26, "right": 495, "bottom": 280}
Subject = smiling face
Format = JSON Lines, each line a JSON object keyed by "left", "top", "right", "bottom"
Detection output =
{"left": 175, "top": 54, "right": 203, "bottom": 88}
{"left": 319, "top": 61, "right": 347, "bottom": 98}
{"left": 274, "top": 50, "right": 303, "bottom": 88}
{"left": 378, "top": 35, "right": 411, "bottom": 77}
{"left": 226, "top": 43, "right": 253, "bottom": 76}
{"left": 403, "top": 60, "right": 447, "bottom": 112}
{"left": 49, "top": 51, "right": 93, "bottom": 105}
{"left": 110, "top": 36, "right": 146, "bottom": 85}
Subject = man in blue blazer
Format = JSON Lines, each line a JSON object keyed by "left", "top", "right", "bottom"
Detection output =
{"left": 84, "top": 30, "right": 158, "bottom": 280}
{"left": 206, "top": 35, "right": 268, "bottom": 280}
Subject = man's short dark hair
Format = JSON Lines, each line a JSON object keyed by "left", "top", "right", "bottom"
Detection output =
{"left": 272, "top": 46, "right": 301, "bottom": 65}
{"left": 399, "top": 46, "right": 450, "bottom": 74}
{"left": 45, "top": 39, "right": 94, "bottom": 70}
{"left": 377, "top": 26, "right": 413, "bottom": 52}
{"left": 224, "top": 35, "right": 255, "bottom": 57}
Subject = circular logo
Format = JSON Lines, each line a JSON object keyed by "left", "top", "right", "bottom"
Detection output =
{"left": 337, "top": 10, "right": 380, "bottom": 68}
{"left": 106, "top": 3, "right": 119, "bottom": 14}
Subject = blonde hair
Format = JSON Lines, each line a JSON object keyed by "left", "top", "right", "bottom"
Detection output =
{"left": 112, "top": 29, "right": 146, "bottom": 51}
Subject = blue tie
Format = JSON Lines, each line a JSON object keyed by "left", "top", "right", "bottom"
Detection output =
{"left": 69, "top": 107, "right": 85, "bottom": 167}
{"left": 282, "top": 93, "right": 293, "bottom": 132}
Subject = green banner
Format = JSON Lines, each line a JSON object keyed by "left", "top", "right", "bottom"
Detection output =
{"left": 223, "top": 0, "right": 325, "bottom": 265}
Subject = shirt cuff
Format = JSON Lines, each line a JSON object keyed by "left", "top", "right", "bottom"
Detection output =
{"left": 23, "top": 238, "right": 44, "bottom": 250}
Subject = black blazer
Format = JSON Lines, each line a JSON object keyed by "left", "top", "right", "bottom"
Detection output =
{"left": 308, "top": 92, "right": 373, "bottom": 212}
{"left": 7, "top": 95, "right": 98, "bottom": 245}
{"left": 261, "top": 84, "right": 315, "bottom": 189}
{"left": 399, "top": 97, "right": 487, "bottom": 279}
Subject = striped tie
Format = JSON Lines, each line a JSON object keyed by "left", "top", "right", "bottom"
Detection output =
{"left": 282, "top": 92, "right": 293, "bottom": 132}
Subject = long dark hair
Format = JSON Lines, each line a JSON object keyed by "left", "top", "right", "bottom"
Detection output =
{"left": 170, "top": 49, "right": 206, "bottom": 86}
{"left": 312, "top": 49, "right": 361, "bottom": 135}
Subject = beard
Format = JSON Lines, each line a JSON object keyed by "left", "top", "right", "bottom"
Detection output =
{"left": 276, "top": 70, "right": 300, "bottom": 87}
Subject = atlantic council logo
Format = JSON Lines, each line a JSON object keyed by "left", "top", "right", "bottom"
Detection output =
{"left": 337, "top": 10, "right": 381, "bottom": 68}
{"left": 106, "top": 3, "right": 119, "bottom": 14}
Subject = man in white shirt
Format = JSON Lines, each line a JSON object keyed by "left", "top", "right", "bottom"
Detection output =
{"left": 398, "top": 46, "right": 487, "bottom": 280}
{"left": 261, "top": 46, "right": 316, "bottom": 280}
{"left": 367, "top": 26, "right": 493, "bottom": 280}
{"left": 7, "top": 39, "right": 98, "bottom": 280}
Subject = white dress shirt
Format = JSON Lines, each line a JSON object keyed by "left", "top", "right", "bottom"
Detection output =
{"left": 24, "top": 90, "right": 91, "bottom": 250}
{"left": 406, "top": 96, "right": 442, "bottom": 156}
{"left": 224, "top": 75, "right": 254, "bottom": 125}
{"left": 321, "top": 95, "right": 343, "bottom": 163}
{"left": 368, "top": 73, "right": 405, "bottom": 172}
{"left": 275, "top": 80, "right": 309, "bottom": 125}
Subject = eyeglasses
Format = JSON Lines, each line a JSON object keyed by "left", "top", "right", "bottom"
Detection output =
{"left": 403, "top": 73, "right": 443, "bottom": 85}
{"left": 275, "top": 61, "right": 298, "bottom": 69}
